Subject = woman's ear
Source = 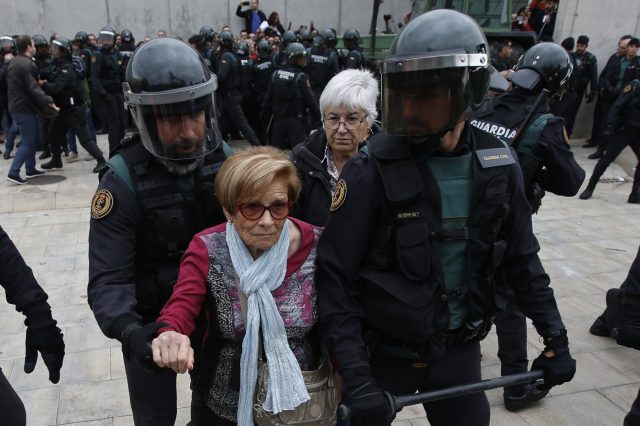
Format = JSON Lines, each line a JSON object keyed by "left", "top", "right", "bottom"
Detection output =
{"left": 223, "top": 207, "right": 233, "bottom": 223}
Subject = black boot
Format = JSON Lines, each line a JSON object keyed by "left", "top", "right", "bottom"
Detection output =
{"left": 504, "top": 383, "right": 549, "bottom": 411}
{"left": 589, "top": 315, "right": 610, "bottom": 337}
{"left": 92, "top": 161, "right": 106, "bottom": 173}
{"left": 579, "top": 187, "right": 594, "bottom": 199}
{"left": 588, "top": 148, "right": 604, "bottom": 159}
{"left": 41, "top": 157, "right": 63, "bottom": 170}
{"left": 38, "top": 150, "right": 51, "bottom": 160}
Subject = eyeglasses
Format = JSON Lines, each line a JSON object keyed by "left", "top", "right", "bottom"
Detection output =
{"left": 323, "top": 114, "right": 368, "bottom": 130}
{"left": 236, "top": 201, "right": 294, "bottom": 220}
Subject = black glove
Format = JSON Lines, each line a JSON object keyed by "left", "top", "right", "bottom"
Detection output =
{"left": 24, "top": 323, "right": 65, "bottom": 384}
{"left": 585, "top": 91, "right": 596, "bottom": 103}
{"left": 342, "top": 367, "right": 393, "bottom": 426}
{"left": 121, "top": 322, "right": 167, "bottom": 373}
{"left": 531, "top": 330, "right": 576, "bottom": 391}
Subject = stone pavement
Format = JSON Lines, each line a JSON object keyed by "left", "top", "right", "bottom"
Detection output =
{"left": 0, "top": 135, "right": 639, "bottom": 425}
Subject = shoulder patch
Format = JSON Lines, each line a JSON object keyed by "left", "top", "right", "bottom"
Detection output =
{"left": 624, "top": 84, "right": 632, "bottom": 93}
{"left": 62, "top": 69, "right": 68, "bottom": 73}
{"left": 91, "top": 189, "right": 114, "bottom": 220}
{"left": 330, "top": 179, "right": 347, "bottom": 212}
{"left": 91, "top": 56, "right": 97, "bottom": 63}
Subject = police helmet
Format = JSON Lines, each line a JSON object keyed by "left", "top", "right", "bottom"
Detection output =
{"left": 74, "top": 31, "right": 89, "bottom": 46}
{"left": 287, "top": 42, "right": 306, "bottom": 65}
{"left": 123, "top": 38, "right": 222, "bottom": 162}
{"left": 121, "top": 29, "right": 134, "bottom": 44}
{"left": 32, "top": 34, "right": 49, "bottom": 48}
{"left": 257, "top": 39, "right": 270, "bottom": 56}
{"left": 343, "top": 29, "right": 360, "bottom": 46}
{"left": 219, "top": 31, "right": 234, "bottom": 50}
{"left": 282, "top": 31, "right": 297, "bottom": 47}
{"left": 199, "top": 26, "right": 215, "bottom": 42}
{"left": 51, "top": 37, "right": 72, "bottom": 56}
{"left": 0, "top": 36, "right": 15, "bottom": 51}
{"left": 299, "top": 30, "right": 313, "bottom": 46}
{"left": 99, "top": 25, "right": 117, "bottom": 46}
{"left": 315, "top": 28, "right": 336, "bottom": 47}
{"left": 236, "top": 41, "right": 249, "bottom": 58}
{"left": 510, "top": 42, "right": 573, "bottom": 98}
{"left": 381, "top": 9, "right": 490, "bottom": 138}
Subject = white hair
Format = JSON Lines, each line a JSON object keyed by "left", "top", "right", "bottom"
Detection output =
{"left": 319, "top": 69, "right": 379, "bottom": 126}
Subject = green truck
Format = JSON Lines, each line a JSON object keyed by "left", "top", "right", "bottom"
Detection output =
{"left": 337, "top": 0, "right": 538, "bottom": 61}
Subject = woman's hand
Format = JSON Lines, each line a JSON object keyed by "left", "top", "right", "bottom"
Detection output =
{"left": 151, "top": 331, "right": 194, "bottom": 374}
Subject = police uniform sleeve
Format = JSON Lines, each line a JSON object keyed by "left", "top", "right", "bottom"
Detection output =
{"left": 606, "top": 81, "right": 637, "bottom": 129}
{"left": 315, "top": 154, "right": 382, "bottom": 371}
{"left": 537, "top": 117, "right": 586, "bottom": 196}
{"left": 43, "top": 65, "right": 75, "bottom": 96}
{"left": 90, "top": 53, "right": 107, "bottom": 97}
{"left": 88, "top": 169, "right": 143, "bottom": 340}
{"left": 260, "top": 78, "right": 274, "bottom": 122}
{"left": 501, "top": 159, "right": 566, "bottom": 335}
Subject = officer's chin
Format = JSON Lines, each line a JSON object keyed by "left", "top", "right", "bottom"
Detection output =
{"left": 157, "top": 156, "right": 205, "bottom": 176}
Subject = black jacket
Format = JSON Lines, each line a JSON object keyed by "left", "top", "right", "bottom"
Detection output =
{"left": 607, "top": 79, "right": 640, "bottom": 131}
{"left": 7, "top": 54, "right": 53, "bottom": 115}
{"left": 43, "top": 57, "right": 84, "bottom": 109}
{"left": 235, "top": 4, "right": 267, "bottom": 34}
{"left": 91, "top": 46, "right": 122, "bottom": 96}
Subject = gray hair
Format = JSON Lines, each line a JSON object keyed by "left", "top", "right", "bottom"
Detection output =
{"left": 319, "top": 69, "right": 379, "bottom": 126}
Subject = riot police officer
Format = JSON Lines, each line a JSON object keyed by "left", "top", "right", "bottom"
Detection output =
{"left": 471, "top": 41, "right": 585, "bottom": 411}
{"left": 119, "top": 29, "right": 136, "bottom": 69}
{"left": 253, "top": 39, "right": 275, "bottom": 144}
{"left": 315, "top": 10, "right": 576, "bottom": 426}
{"left": 88, "top": 37, "right": 230, "bottom": 426}
{"left": 272, "top": 30, "right": 297, "bottom": 69}
{"left": 306, "top": 28, "right": 340, "bottom": 100}
{"left": 32, "top": 34, "right": 56, "bottom": 160}
{"left": 216, "top": 31, "right": 261, "bottom": 146}
{"left": 91, "top": 25, "right": 126, "bottom": 156}
{"left": 39, "top": 37, "right": 106, "bottom": 172}
{"left": 198, "top": 25, "right": 216, "bottom": 72}
{"left": 261, "top": 42, "right": 320, "bottom": 150}
{"left": 299, "top": 29, "right": 314, "bottom": 49}
{"left": 343, "top": 29, "right": 365, "bottom": 70}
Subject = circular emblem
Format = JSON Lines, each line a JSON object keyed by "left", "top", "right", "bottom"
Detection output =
{"left": 330, "top": 179, "right": 347, "bottom": 212}
{"left": 624, "top": 84, "right": 633, "bottom": 93}
{"left": 91, "top": 189, "right": 114, "bottom": 220}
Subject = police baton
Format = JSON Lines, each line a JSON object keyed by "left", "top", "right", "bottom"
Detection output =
{"left": 337, "top": 370, "right": 545, "bottom": 421}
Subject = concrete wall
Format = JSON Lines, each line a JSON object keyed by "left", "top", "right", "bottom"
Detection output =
{"left": 0, "top": 0, "right": 410, "bottom": 40}
{"left": 554, "top": 0, "right": 640, "bottom": 138}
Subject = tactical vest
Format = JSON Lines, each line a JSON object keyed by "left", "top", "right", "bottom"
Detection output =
{"left": 306, "top": 46, "right": 336, "bottom": 89}
{"left": 95, "top": 47, "right": 122, "bottom": 93}
{"left": 471, "top": 95, "right": 552, "bottom": 211}
{"left": 219, "top": 51, "right": 241, "bottom": 91}
{"left": 270, "top": 67, "right": 306, "bottom": 116}
{"left": 345, "top": 48, "right": 364, "bottom": 69}
{"left": 47, "top": 59, "right": 85, "bottom": 109}
{"left": 238, "top": 58, "right": 254, "bottom": 94}
{"left": 103, "top": 137, "right": 227, "bottom": 322}
{"left": 362, "top": 128, "right": 514, "bottom": 357}
{"left": 254, "top": 57, "right": 275, "bottom": 94}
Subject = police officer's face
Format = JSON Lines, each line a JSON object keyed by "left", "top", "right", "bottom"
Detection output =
{"left": 324, "top": 106, "right": 370, "bottom": 158}
{"left": 400, "top": 87, "right": 452, "bottom": 136}
{"left": 225, "top": 177, "right": 290, "bottom": 259}
{"left": 576, "top": 43, "right": 587, "bottom": 54}
{"left": 155, "top": 110, "right": 206, "bottom": 158}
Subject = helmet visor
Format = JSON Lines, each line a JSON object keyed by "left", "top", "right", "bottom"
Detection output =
{"left": 382, "top": 67, "right": 471, "bottom": 137}
{"left": 125, "top": 76, "right": 222, "bottom": 161}
{"left": 99, "top": 30, "right": 115, "bottom": 45}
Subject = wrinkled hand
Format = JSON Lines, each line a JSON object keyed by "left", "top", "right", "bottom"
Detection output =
{"left": 122, "top": 322, "right": 166, "bottom": 373}
{"left": 152, "top": 330, "right": 194, "bottom": 374}
{"left": 24, "top": 325, "right": 65, "bottom": 384}
{"left": 343, "top": 367, "right": 393, "bottom": 426}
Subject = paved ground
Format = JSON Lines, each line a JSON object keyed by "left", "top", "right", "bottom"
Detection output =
{"left": 0, "top": 134, "right": 638, "bottom": 425}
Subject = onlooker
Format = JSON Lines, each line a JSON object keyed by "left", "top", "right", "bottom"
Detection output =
{"left": 512, "top": 7, "right": 533, "bottom": 32}
{"left": 267, "top": 11, "right": 286, "bottom": 36}
{"left": 0, "top": 225, "right": 66, "bottom": 425}
{"left": 152, "top": 146, "right": 327, "bottom": 424}
{"left": 491, "top": 40, "right": 513, "bottom": 72}
{"left": 291, "top": 69, "right": 379, "bottom": 226}
{"left": 529, "top": 0, "right": 558, "bottom": 42}
{"left": 562, "top": 35, "right": 598, "bottom": 136}
{"left": 6, "top": 35, "right": 57, "bottom": 184}
{"left": 236, "top": 0, "right": 267, "bottom": 35}
{"left": 156, "top": 29, "right": 167, "bottom": 38}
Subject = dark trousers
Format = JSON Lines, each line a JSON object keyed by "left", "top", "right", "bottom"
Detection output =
{"left": 39, "top": 116, "right": 53, "bottom": 153}
{"left": 560, "top": 89, "right": 584, "bottom": 136}
{"left": 95, "top": 92, "right": 126, "bottom": 157}
{"left": 0, "top": 367, "right": 26, "bottom": 426}
{"left": 190, "top": 390, "right": 236, "bottom": 425}
{"left": 495, "top": 301, "right": 529, "bottom": 387}
{"left": 594, "top": 96, "right": 616, "bottom": 149}
{"left": 625, "top": 387, "right": 640, "bottom": 426}
{"left": 220, "top": 91, "right": 260, "bottom": 146}
{"left": 371, "top": 341, "right": 489, "bottom": 426}
{"left": 122, "top": 350, "right": 177, "bottom": 426}
{"left": 271, "top": 115, "right": 307, "bottom": 150}
{"left": 66, "top": 105, "right": 97, "bottom": 153}
{"left": 587, "top": 128, "right": 640, "bottom": 195}
{"left": 49, "top": 106, "right": 104, "bottom": 163}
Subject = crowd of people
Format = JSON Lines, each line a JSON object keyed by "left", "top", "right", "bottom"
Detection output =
{"left": 2, "top": 1, "right": 640, "bottom": 426}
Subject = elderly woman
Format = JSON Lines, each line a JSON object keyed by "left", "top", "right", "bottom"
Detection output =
{"left": 291, "top": 69, "right": 379, "bottom": 226}
{"left": 151, "top": 146, "right": 328, "bottom": 425}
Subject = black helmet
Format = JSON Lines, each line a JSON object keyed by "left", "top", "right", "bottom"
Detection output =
{"left": 32, "top": 34, "right": 48, "bottom": 48}
{"left": 74, "top": 31, "right": 89, "bottom": 46}
{"left": 257, "top": 39, "right": 270, "bottom": 56}
{"left": 343, "top": 29, "right": 360, "bottom": 46}
{"left": 51, "top": 37, "right": 72, "bottom": 55}
{"left": 299, "top": 30, "right": 313, "bottom": 46}
{"left": 199, "top": 26, "right": 215, "bottom": 42}
{"left": 287, "top": 42, "right": 306, "bottom": 64}
{"left": 0, "top": 36, "right": 15, "bottom": 51}
{"left": 219, "top": 31, "right": 234, "bottom": 50}
{"left": 381, "top": 9, "right": 490, "bottom": 138}
{"left": 510, "top": 42, "right": 573, "bottom": 97}
{"left": 121, "top": 29, "right": 134, "bottom": 44}
{"left": 316, "top": 28, "right": 336, "bottom": 47}
{"left": 123, "top": 38, "right": 221, "bottom": 164}
{"left": 282, "top": 31, "right": 297, "bottom": 47}
{"left": 236, "top": 41, "right": 249, "bottom": 58}
{"left": 99, "top": 25, "right": 117, "bottom": 46}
